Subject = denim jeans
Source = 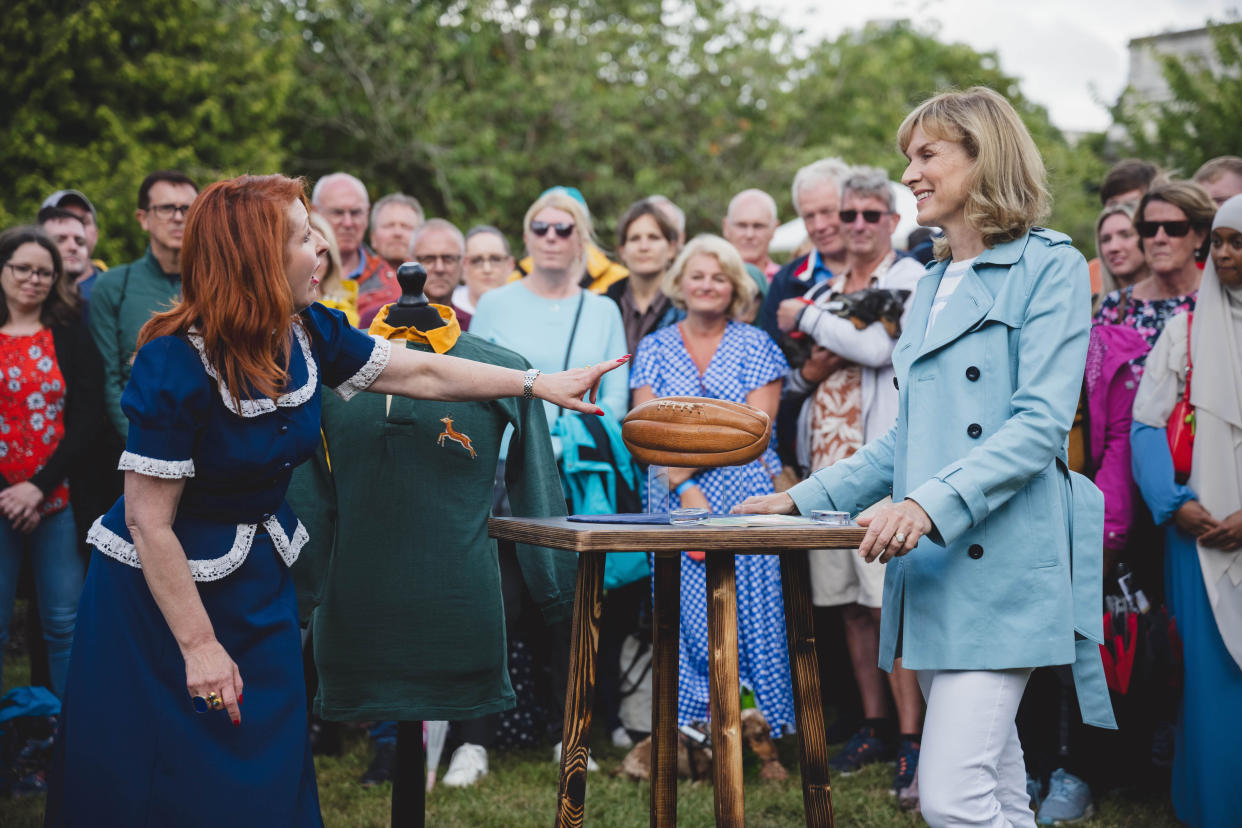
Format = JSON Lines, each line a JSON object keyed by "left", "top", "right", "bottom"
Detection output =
{"left": 0, "top": 508, "right": 83, "bottom": 698}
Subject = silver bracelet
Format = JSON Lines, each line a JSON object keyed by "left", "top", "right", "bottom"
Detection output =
{"left": 522, "top": 368, "right": 541, "bottom": 399}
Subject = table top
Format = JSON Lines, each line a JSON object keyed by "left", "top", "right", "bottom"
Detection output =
{"left": 488, "top": 516, "right": 866, "bottom": 553}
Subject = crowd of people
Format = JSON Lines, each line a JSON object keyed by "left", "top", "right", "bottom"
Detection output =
{"left": 1, "top": 83, "right": 1239, "bottom": 827}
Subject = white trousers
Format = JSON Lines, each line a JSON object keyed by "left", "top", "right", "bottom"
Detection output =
{"left": 916, "top": 668, "right": 1036, "bottom": 828}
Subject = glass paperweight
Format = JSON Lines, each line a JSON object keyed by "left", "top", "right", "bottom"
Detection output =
{"left": 669, "top": 507, "right": 709, "bottom": 525}
{"left": 810, "top": 510, "right": 850, "bottom": 526}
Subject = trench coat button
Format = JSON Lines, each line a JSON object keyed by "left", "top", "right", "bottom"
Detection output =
{"left": 967, "top": 423, "right": 983, "bottom": 438}
{"left": 893, "top": 376, "right": 899, "bottom": 390}
{"left": 965, "top": 366, "right": 980, "bottom": 381}
{"left": 282, "top": 461, "right": 293, "bottom": 470}
{"left": 278, "top": 424, "right": 290, "bottom": 434}
{"left": 968, "top": 543, "right": 984, "bottom": 559}
{"left": 262, "top": 513, "right": 273, "bottom": 521}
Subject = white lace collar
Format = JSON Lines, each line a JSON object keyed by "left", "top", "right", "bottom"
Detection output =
{"left": 186, "top": 325, "right": 317, "bottom": 417}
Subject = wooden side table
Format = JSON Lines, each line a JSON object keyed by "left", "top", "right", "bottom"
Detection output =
{"left": 488, "top": 517, "right": 867, "bottom": 827}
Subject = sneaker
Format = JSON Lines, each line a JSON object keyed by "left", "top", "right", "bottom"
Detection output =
{"left": 897, "top": 767, "right": 920, "bottom": 813}
{"left": 359, "top": 741, "right": 396, "bottom": 787}
{"left": 442, "top": 743, "right": 489, "bottom": 787}
{"left": 1036, "top": 768, "right": 1094, "bottom": 825}
{"left": 828, "top": 726, "right": 889, "bottom": 776}
{"left": 552, "top": 740, "right": 600, "bottom": 772}
{"left": 1026, "top": 773, "right": 1044, "bottom": 811}
{"left": 611, "top": 726, "right": 634, "bottom": 749}
{"left": 890, "top": 738, "right": 919, "bottom": 796}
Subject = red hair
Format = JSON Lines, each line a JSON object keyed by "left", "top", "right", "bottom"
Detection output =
{"left": 139, "top": 174, "right": 306, "bottom": 407}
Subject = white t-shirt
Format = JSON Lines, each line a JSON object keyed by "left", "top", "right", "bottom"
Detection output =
{"left": 927, "top": 256, "right": 977, "bottom": 331}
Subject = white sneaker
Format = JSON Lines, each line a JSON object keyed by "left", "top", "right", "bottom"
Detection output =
{"left": 611, "top": 726, "right": 634, "bottom": 749}
{"left": 552, "top": 740, "right": 600, "bottom": 771}
{"left": 442, "top": 743, "right": 489, "bottom": 787}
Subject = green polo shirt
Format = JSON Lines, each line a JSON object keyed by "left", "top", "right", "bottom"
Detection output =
{"left": 88, "top": 248, "right": 181, "bottom": 440}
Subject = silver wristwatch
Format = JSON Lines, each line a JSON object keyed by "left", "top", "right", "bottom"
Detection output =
{"left": 522, "top": 368, "right": 542, "bottom": 399}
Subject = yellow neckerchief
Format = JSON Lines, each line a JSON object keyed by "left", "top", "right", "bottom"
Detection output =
{"left": 368, "top": 303, "right": 461, "bottom": 353}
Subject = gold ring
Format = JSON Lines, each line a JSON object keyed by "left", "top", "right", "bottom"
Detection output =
{"left": 206, "top": 691, "right": 224, "bottom": 711}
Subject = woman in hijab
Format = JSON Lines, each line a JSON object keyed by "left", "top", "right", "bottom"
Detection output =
{"left": 1130, "top": 193, "right": 1242, "bottom": 827}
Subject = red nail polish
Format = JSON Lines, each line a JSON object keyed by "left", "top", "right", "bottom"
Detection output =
{"left": 238, "top": 694, "right": 243, "bottom": 705}
{"left": 232, "top": 719, "right": 240, "bottom": 726}
{"left": 595, "top": 408, "right": 605, "bottom": 416}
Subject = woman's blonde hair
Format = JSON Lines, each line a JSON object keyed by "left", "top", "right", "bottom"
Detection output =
{"left": 663, "top": 234, "right": 756, "bottom": 320}
{"left": 522, "top": 189, "right": 596, "bottom": 277}
{"left": 898, "top": 86, "right": 1050, "bottom": 261}
{"left": 310, "top": 211, "right": 346, "bottom": 303}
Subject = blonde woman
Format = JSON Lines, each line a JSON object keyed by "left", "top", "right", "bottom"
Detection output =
{"left": 629, "top": 234, "right": 795, "bottom": 738}
{"left": 738, "top": 88, "right": 1115, "bottom": 826}
{"left": 309, "top": 212, "right": 359, "bottom": 327}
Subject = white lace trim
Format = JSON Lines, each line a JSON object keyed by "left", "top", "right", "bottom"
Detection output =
{"left": 186, "top": 325, "right": 318, "bottom": 417}
{"left": 332, "top": 335, "right": 391, "bottom": 401}
{"left": 265, "top": 515, "right": 308, "bottom": 567}
{"left": 87, "top": 515, "right": 308, "bottom": 582}
{"left": 117, "top": 451, "right": 195, "bottom": 479}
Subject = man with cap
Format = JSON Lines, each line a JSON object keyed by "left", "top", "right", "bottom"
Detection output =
{"left": 41, "top": 189, "right": 107, "bottom": 302}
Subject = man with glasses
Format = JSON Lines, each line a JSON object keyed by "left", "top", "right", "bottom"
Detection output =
{"left": 311, "top": 172, "right": 399, "bottom": 327}
{"left": 89, "top": 170, "right": 198, "bottom": 441}
{"left": 776, "top": 166, "right": 926, "bottom": 806}
{"left": 410, "top": 218, "right": 465, "bottom": 312}
{"left": 454, "top": 226, "right": 514, "bottom": 331}
{"left": 723, "top": 189, "right": 781, "bottom": 280}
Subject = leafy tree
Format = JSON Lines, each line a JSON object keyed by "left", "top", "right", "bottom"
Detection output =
{"left": 1111, "top": 21, "right": 1242, "bottom": 177}
{"left": 789, "top": 21, "right": 1105, "bottom": 249}
{"left": 281, "top": 7, "right": 1104, "bottom": 254}
{"left": 0, "top": 0, "right": 298, "bottom": 264}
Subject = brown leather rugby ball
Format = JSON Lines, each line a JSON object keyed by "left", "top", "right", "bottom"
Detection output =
{"left": 622, "top": 396, "right": 771, "bottom": 468}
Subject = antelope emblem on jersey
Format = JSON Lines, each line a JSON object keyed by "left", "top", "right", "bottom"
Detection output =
{"left": 437, "top": 417, "right": 477, "bottom": 459}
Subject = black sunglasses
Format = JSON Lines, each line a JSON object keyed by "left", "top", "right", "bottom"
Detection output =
{"left": 530, "top": 220, "right": 575, "bottom": 238}
{"left": 839, "top": 209, "right": 890, "bottom": 224}
{"left": 1135, "top": 220, "right": 1192, "bottom": 238}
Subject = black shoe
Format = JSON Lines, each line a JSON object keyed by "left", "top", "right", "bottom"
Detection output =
{"left": 359, "top": 741, "right": 396, "bottom": 787}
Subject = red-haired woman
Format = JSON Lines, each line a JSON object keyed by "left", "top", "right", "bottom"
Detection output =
{"left": 45, "top": 175, "right": 622, "bottom": 825}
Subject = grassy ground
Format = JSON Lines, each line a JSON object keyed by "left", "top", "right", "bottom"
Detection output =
{"left": 1, "top": 608, "right": 1181, "bottom": 827}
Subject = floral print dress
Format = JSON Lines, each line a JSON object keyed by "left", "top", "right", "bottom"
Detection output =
{"left": 0, "top": 329, "right": 69, "bottom": 514}
{"left": 1094, "top": 285, "right": 1197, "bottom": 366}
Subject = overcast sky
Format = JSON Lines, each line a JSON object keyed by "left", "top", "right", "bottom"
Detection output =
{"left": 753, "top": 0, "right": 1239, "bottom": 132}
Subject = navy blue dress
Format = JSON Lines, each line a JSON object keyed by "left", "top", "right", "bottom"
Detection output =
{"left": 46, "top": 304, "right": 389, "bottom": 827}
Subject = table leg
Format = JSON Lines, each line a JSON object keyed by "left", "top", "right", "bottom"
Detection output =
{"left": 650, "top": 552, "right": 680, "bottom": 828}
{"left": 780, "top": 550, "right": 835, "bottom": 828}
{"left": 556, "top": 549, "right": 605, "bottom": 828}
{"left": 707, "top": 552, "right": 744, "bottom": 826}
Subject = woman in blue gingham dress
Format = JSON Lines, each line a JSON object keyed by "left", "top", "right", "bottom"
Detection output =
{"left": 629, "top": 239, "right": 794, "bottom": 735}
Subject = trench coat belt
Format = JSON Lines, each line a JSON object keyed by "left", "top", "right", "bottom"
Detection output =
{"left": 1063, "top": 462, "right": 1119, "bottom": 729}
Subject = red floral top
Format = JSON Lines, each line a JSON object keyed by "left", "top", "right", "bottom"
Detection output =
{"left": 0, "top": 329, "right": 69, "bottom": 515}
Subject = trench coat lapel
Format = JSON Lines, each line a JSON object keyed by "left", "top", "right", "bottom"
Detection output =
{"left": 916, "top": 264, "right": 995, "bottom": 357}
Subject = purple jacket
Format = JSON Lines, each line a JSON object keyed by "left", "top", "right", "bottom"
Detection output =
{"left": 1084, "top": 324, "right": 1150, "bottom": 551}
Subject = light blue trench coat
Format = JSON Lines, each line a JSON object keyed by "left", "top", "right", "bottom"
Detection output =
{"left": 788, "top": 228, "right": 1116, "bottom": 728}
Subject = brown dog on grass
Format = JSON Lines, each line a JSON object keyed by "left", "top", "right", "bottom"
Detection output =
{"left": 615, "top": 708, "right": 789, "bottom": 783}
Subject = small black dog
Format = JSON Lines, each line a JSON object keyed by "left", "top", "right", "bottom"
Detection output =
{"left": 780, "top": 287, "right": 912, "bottom": 368}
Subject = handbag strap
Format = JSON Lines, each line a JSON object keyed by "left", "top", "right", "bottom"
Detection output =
{"left": 1182, "top": 312, "right": 1194, "bottom": 404}
{"left": 555, "top": 291, "right": 587, "bottom": 419}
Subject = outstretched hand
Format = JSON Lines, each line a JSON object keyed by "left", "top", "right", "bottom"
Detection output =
{"left": 534, "top": 356, "right": 630, "bottom": 415}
